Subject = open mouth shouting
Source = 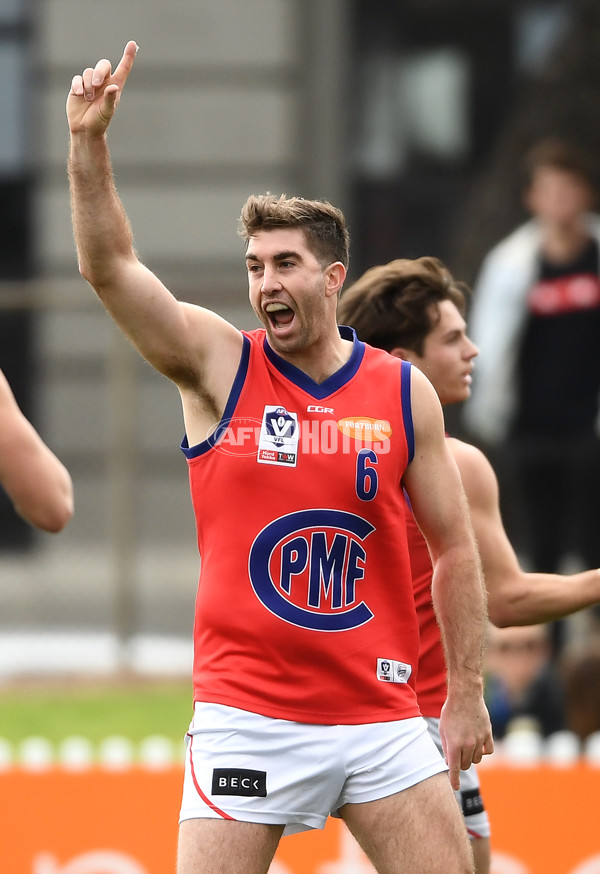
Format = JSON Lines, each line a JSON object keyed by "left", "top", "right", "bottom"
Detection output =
{"left": 265, "top": 301, "right": 295, "bottom": 332}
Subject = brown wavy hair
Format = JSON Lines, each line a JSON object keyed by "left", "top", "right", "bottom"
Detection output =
{"left": 337, "top": 256, "right": 469, "bottom": 355}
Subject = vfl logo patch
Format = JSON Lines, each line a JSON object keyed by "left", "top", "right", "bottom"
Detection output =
{"left": 249, "top": 509, "right": 375, "bottom": 631}
{"left": 258, "top": 405, "right": 299, "bottom": 467}
{"left": 212, "top": 768, "right": 267, "bottom": 797}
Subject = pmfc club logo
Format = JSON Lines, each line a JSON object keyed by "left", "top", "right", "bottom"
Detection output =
{"left": 249, "top": 509, "right": 375, "bottom": 630}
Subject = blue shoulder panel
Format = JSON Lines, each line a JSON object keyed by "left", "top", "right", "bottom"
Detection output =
{"left": 401, "top": 360, "right": 414, "bottom": 464}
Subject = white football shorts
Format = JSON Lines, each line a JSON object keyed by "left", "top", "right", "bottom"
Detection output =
{"left": 179, "top": 701, "right": 448, "bottom": 835}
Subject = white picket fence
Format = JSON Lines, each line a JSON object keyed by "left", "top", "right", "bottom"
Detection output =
{"left": 0, "top": 734, "right": 184, "bottom": 771}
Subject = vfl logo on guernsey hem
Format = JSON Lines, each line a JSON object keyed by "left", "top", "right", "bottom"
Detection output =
{"left": 377, "top": 658, "right": 412, "bottom": 683}
{"left": 258, "top": 405, "right": 299, "bottom": 467}
{"left": 249, "top": 509, "right": 375, "bottom": 631}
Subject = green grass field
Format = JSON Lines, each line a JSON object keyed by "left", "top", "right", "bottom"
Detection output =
{"left": 0, "top": 675, "right": 193, "bottom": 745}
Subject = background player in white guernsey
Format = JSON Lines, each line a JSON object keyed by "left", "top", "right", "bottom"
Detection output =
{"left": 338, "top": 255, "right": 600, "bottom": 874}
{"left": 67, "top": 42, "right": 492, "bottom": 874}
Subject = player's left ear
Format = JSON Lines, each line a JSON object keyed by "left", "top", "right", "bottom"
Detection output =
{"left": 324, "top": 262, "right": 346, "bottom": 298}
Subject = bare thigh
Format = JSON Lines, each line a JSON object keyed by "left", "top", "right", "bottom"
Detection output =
{"left": 177, "top": 818, "right": 285, "bottom": 874}
{"left": 339, "top": 772, "right": 474, "bottom": 874}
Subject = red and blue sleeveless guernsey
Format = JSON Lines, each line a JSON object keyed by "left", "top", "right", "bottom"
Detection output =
{"left": 181, "top": 326, "right": 420, "bottom": 724}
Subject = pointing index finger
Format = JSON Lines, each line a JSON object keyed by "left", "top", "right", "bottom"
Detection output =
{"left": 447, "top": 752, "right": 461, "bottom": 791}
{"left": 112, "top": 40, "right": 139, "bottom": 89}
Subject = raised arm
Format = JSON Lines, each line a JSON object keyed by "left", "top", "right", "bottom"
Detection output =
{"left": 402, "top": 367, "right": 493, "bottom": 788}
{"left": 0, "top": 370, "right": 73, "bottom": 532}
{"left": 66, "top": 42, "right": 242, "bottom": 439}
{"left": 449, "top": 437, "right": 600, "bottom": 627}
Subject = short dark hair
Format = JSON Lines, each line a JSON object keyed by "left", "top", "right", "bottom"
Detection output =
{"left": 239, "top": 193, "right": 350, "bottom": 269}
{"left": 338, "top": 256, "right": 469, "bottom": 356}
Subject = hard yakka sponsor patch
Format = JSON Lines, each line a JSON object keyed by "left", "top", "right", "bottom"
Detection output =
{"left": 212, "top": 768, "right": 267, "bottom": 797}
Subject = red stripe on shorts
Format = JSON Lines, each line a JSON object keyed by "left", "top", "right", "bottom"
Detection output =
{"left": 187, "top": 732, "right": 235, "bottom": 820}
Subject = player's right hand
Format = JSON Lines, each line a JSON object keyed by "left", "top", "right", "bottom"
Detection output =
{"left": 66, "top": 40, "right": 138, "bottom": 136}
